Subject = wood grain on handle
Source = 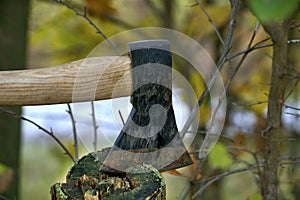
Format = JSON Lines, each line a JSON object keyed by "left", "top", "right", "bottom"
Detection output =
{"left": 0, "top": 56, "right": 132, "bottom": 106}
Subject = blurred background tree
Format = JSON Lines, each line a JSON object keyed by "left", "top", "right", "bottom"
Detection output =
{"left": 0, "top": 0, "right": 299, "bottom": 199}
{"left": 0, "top": 0, "right": 30, "bottom": 199}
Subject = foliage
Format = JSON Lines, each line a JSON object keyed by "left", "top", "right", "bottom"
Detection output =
{"left": 248, "top": 0, "right": 299, "bottom": 22}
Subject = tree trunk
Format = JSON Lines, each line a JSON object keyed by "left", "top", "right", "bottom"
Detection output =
{"left": 51, "top": 148, "right": 166, "bottom": 200}
{"left": 0, "top": 0, "right": 29, "bottom": 198}
{"left": 261, "top": 21, "right": 289, "bottom": 200}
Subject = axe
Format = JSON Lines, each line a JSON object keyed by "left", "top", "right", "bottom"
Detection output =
{"left": 0, "top": 39, "right": 193, "bottom": 172}
{"left": 101, "top": 40, "right": 193, "bottom": 172}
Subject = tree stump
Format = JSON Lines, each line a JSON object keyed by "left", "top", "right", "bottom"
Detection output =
{"left": 50, "top": 148, "right": 166, "bottom": 200}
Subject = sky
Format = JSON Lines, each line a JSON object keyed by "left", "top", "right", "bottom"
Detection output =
{"left": 21, "top": 88, "right": 195, "bottom": 154}
{"left": 21, "top": 87, "right": 300, "bottom": 157}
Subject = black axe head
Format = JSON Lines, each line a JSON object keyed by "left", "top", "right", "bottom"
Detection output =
{"left": 100, "top": 40, "right": 193, "bottom": 173}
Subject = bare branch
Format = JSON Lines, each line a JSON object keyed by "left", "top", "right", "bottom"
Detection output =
{"left": 284, "top": 104, "right": 300, "bottom": 111}
{"left": 279, "top": 160, "right": 300, "bottom": 166}
{"left": 192, "top": 164, "right": 260, "bottom": 199}
{"left": 289, "top": 22, "right": 300, "bottom": 29}
{"left": 284, "top": 112, "right": 300, "bottom": 118}
{"left": 232, "top": 100, "right": 268, "bottom": 108}
{"left": 224, "top": 22, "right": 260, "bottom": 90}
{"left": 186, "top": 130, "right": 244, "bottom": 145}
{"left": 190, "top": 153, "right": 300, "bottom": 199}
{"left": 228, "top": 146, "right": 264, "bottom": 193}
{"left": 217, "top": 0, "right": 240, "bottom": 66}
{"left": 66, "top": 104, "right": 79, "bottom": 161}
{"left": 179, "top": 183, "right": 191, "bottom": 200}
{"left": 195, "top": 0, "right": 224, "bottom": 46}
{"left": 278, "top": 154, "right": 300, "bottom": 166}
{"left": 118, "top": 110, "right": 125, "bottom": 126}
{"left": 0, "top": 107, "right": 75, "bottom": 163}
{"left": 198, "top": 21, "right": 261, "bottom": 161}
{"left": 180, "top": 0, "right": 239, "bottom": 139}
{"left": 284, "top": 80, "right": 299, "bottom": 101}
{"left": 91, "top": 101, "right": 98, "bottom": 152}
{"left": 282, "top": 73, "right": 300, "bottom": 80}
{"left": 51, "top": 0, "right": 120, "bottom": 55}
{"left": 226, "top": 38, "right": 299, "bottom": 62}
{"left": 180, "top": 4, "right": 240, "bottom": 200}
{"left": 225, "top": 37, "right": 272, "bottom": 61}
{"left": 181, "top": 19, "right": 265, "bottom": 199}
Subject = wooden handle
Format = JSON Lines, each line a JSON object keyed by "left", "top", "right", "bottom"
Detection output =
{"left": 0, "top": 56, "right": 132, "bottom": 106}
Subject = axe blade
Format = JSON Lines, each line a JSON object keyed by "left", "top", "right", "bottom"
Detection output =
{"left": 101, "top": 40, "right": 193, "bottom": 172}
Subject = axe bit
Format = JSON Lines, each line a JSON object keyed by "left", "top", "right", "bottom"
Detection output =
{"left": 100, "top": 40, "right": 193, "bottom": 173}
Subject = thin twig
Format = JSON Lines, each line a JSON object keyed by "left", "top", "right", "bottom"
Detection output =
{"left": 204, "top": 21, "right": 260, "bottom": 159}
{"left": 232, "top": 100, "right": 268, "bottom": 108}
{"left": 284, "top": 104, "right": 300, "bottom": 111}
{"left": 189, "top": 20, "right": 262, "bottom": 200}
{"left": 180, "top": 0, "right": 238, "bottom": 138}
{"left": 224, "top": 21, "right": 260, "bottom": 91}
{"left": 195, "top": 0, "right": 224, "bottom": 46}
{"left": 227, "top": 39, "right": 300, "bottom": 61}
{"left": 279, "top": 160, "right": 300, "bottom": 166}
{"left": 284, "top": 112, "right": 300, "bottom": 117}
{"left": 179, "top": 2, "right": 239, "bottom": 199}
{"left": 66, "top": 104, "right": 79, "bottom": 161}
{"left": 52, "top": 0, "right": 120, "bottom": 55}
{"left": 46, "top": 0, "right": 135, "bottom": 29}
{"left": 192, "top": 164, "right": 260, "bottom": 199}
{"left": 278, "top": 155, "right": 300, "bottom": 166}
{"left": 186, "top": 130, "right": 243, "bottom": 145}
{"left": 190, "top": 154, "right": 300, "bottom": 199}
{"left": 0, "top": 107, "right": 75, "bottom": 163}
{"left": 118, "top": 110, "right": 125, "bottom": 126}
{"left": 282, "top": 73, "right": 300, "bottom": 80}
{"left": 199, "top": 20, "right": 259, "bottom": 161}
{"left": 289, "top": 22, "right": 300, "bottom": 29}
{"left": 225, "top": 37, "right": 272, "bottom": 61}
{"left": 284, "top": 80, "right": 299, "bottom": 101}
{"left": 91, "top": 101, "right": 98, "bottom": 152}
{"left": 228, "top": 146, "right": 264, "bottom": 193}
{"left": 179, "top": 183, "right": 192, "bottom": 200}
{"left": 216, "top": 0, "right": 240, "bottom": 67}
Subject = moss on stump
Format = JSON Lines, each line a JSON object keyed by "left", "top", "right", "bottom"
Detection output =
{"left": 50, "top": 148, "right": 166, "bottom": 200}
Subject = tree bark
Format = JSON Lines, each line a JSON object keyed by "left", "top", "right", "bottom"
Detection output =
{"left": 0, "top": 0, "right": 29, "bottom": 198}
{"left": 261, "top": 21, "right": 289, "bottom": 200}
{"left": 51, "top": 148, "right": 166, "bottom": 200}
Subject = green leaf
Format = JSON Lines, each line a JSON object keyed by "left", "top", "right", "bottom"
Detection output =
{"left": 248, "top": 0, "right": 299, "bottom": 22}
{"left": 208, "top": 143, "right": 232, "bottom": 170}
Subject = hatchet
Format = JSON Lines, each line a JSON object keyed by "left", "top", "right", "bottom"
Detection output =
{"left": 101, "top": 40, "right": 193, "bottom": 172}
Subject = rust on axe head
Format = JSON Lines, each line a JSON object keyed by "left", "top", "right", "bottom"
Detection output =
{"left": 100, "top": 40, "right": 193, "bottom": 172}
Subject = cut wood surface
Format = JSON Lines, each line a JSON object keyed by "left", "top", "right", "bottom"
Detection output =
{"left": 50, "top": 148, "right": 166, "bottom": 200}
{"left": 0, "top": 56, "right": 132, "bottom": 106}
